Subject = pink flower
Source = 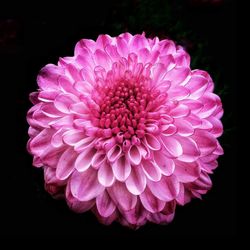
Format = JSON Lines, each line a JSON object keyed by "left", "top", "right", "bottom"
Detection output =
{"left": 27, "top": 32, "right": 223, "bottom": 228}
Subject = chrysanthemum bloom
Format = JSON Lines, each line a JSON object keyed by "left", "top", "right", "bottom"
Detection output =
{"left": 27, "top": 32, "right": 223, "bottom": 228}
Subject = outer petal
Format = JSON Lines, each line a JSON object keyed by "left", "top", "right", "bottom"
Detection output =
{"left": 70, "top": 168, "right": 105, "bottom": 201}
{"left": 96, "top": 191, "right": 116, "bottom": 217}
{"left": 140, "top": 187, "right": 165, "bottom": 213}
{"left": 125, "top": 165, "right": 146, "bottom": 195}
{"left": 98, "top": 161, "right": 115, "bottom": 187}
{"left": 108, "top": 182, "right": 137, "bottom": 211}
{"left": 148, "top": 175, "right": 180, "bottom": 201}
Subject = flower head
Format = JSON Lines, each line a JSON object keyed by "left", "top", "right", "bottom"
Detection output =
{"left": 27, "top": 32, "right": 223, "bottom": 228}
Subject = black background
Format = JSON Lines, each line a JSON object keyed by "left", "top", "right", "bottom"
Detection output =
{"left": 2, "top": 0, "right": 236, "bottom": 238}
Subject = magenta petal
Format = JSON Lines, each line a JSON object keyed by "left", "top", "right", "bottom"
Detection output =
{"left": 97, "top": 161, "right": 115, "bottom": 187}
{"left": 70, "top": 168, "right": 104, "bottom": 201}
{"left": 169, "top": 104, "right": 190, "bottom": 118}
{"left": 128, "top": 145, "right": 142, "bottom": 165}
{"left": 168, "top": 86, "right": 190, "bottom": 101}
{"left": 91, "top": 151, "right": 106, "bottom": 168}
{"left": 54, "top": 93, "right": 78, "bottom": 114}
{"left": 192, "top": 130, "right": 217, "bottom": 156}
{"left": 144, "top": 134, "right": 161, "bottom": 151}
{"left": 141, "top": 159, "right": 162, "bottom": 181}
{"left": 96, "top": 191, "right": 116, "bottom": 217}
{"left": 148, "top": 175, "right": 180, "bottom": 201}
{"left": 174, "top": 119, "right": 194, "bottom": 136}
{"left": 29, "top": 129, "right": 53, "bottom": 156}
{"left": 161, "top": 124, "right": 177, "bottom": 136}
{"left": 75, "top": 147, "right": 97, "bottom": 172}
{"left": 125, "top": 165, "right": 146, "bottom": 195}
{"left": 108, "top": 182, "right": 137, "bottom": 211}
{"left": 185, "top": 75, "right": 208, "bottom": 99}
{"left": 37, "top": 64, "right": 63, "bottom": 90}
{"left": 94, "top": 49, "right": 112, "bottom": 70}
{"left": 174, "top": 160, "right": 200, "bottom": 183}
{"left": 107, "top": 144, "right": 122, "bottom": 162}
{"left": 56, "top": 148, "right": 77, "bottom": 180}
{"left": 153, "top": 150, "right": 175, "bottom": 176}
{"left": 140, "top": 187, "right": 165, "bottom": 213}
{"left": 63, "top": 130, "right": 85, "bottom": 146}
{"left": 112, "top": 154, "right": 131, "bottom": 181}
{"left": 66, "top": 184, "right": 94, "bottom": 213}
{"left": 176, "top": 136, "right": 200, "bottom": 162}
{"left": 163, "top": 67, "right": 190, "bottom": 86}
{"left": 161, "top": 136, "right": 183, "bottom": 158}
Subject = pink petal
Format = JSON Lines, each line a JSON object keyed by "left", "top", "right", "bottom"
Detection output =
{"left": 151, "top": 63, "right": 166, "bottom": 85}
{"left": 168, "top": 86, "right": 190, "bottom": 101}
{"left": 153, "top": 150, "right": 175, "bottom": 176}
{"left": 51, "top": 128, "right": 67, "bottom": 148}
{"left": 148, "top": 175, "right": 180, "bottom": 201}
{"left": 177, "top": 136, "right": 200, "bottom": 162}
{"left": 128, "top": 145, "right": 142, "bottom": 165}
{"left": 91, "top": 151, "right": 106, "bottom": 168}
{"left": 116, "top": 37, "right": 129, "bottom": 57}
{"left": 130, "top": 34, "right": 149, "bottom": 52}
{"left": 192, "top": 130, "right": 217, "bottom": 156}
{"left": 74, "top": 81, "right": 93, "bottom": 95}
{"left": 44, "top": 166, "right": 65, "bottom": 185}
{"left": 107, "top": 144, "right": 122, "bottom": 162}
{"left": 208, "top": 117, "right": 223, "bottom": 137}
{"left": 112, "top": 154, "right": 131, "bottom": 181}
{"left": 29, "top": 129, "right": 53, "bottom": 156}
{"left": 41, "top": 145, "right": 66, "bottom": 168}
{"left": 174, "top": 160, "right": 200, "bottom": 183}
{"left": 41, "top": 103, "right": 63, "bottom": 118}
{"left": 58, "top": 75, "right": 78, "bottom": 95}
{"left": 141, "top": 159, "right": 162, "bottom": 181}
{"left": 74, "top": 38, "right": 96, "bottom": 55}
{"left": 96, "top": 191, "right": 116, "bottom": 217}
{"left": 181, "top": 99, "right": 204, "bottom": 113}
{"left": 169, "top": 104, "right": 190, "bottom": 118}
{"left": 105, "top": 44, "right": 121, "bottom": 61}
{"left": 158, "top": 54, "right": 175, "bottom": 71}
{"left": 163, "top": 67, "right": 190, "bottom": 86}
{"left": 65, "top": 63, "right": 82, "bottom": 81}
{"left": 49, "top": 115, "right": 73, "bottom": 129}
{"left": 98, "top": 161, "right": 115, "bottom": 187}
{"left": 74, "top": 137, "right": 96, "bottom": 152}
{"left": 161, "top": 124, "right": 177, "bottom": 136}
{"left": 70, "top": 168, "right": 104, "bottom": 201}
{"left": 66, "top": 184, "right": 94, "bottom": 213}
{"left": 54, "top": 93, "right": 78, "bottom": 114}
{"left": 56, "top": 147, "right": 77, "bottom": 180}
{"left": 96, "top": 34, "right": 113, "bottom": 49}
{"left": 94, "top": 49, "right": 112, "bottom": 69}
{"left": 192, "top": 171, "right": 212, "bottom": 190}
{"left": 140, "top": 187, "right": 165, "bottom": 213}
{"left": 63, "top": 130, "right": 85, "bottom": 146}
{"left": 38, "top": 90, "right": 58, "bottom": 103}
{"left": 199, "top": 93, "right": 218, "bottom": 118}
{"left": 161, "top": 136, "right": 183, "bottom": 158}
{"left": 143, "top": 134, "right": 161, "bottom": 151}
{"left": 108, "top": 182, "right": 137, "bottom": 211}
{"left": 185, "top": 75, "right": 208, "bottom": 99}
{"left": 75, "top": 147, "right": 97, "bottom": 172}
{"left": 125, "top": 165, "right": 146, "bottom": 195}
{"left": 174, "top": 119, "right": 194, "bottom": 136}
{"left": 37, "top": 64, "right": 63, "bottom": 90}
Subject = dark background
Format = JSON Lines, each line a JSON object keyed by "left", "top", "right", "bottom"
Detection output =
{"left": 1, "top": 0, "right": 236, "bottom": 238}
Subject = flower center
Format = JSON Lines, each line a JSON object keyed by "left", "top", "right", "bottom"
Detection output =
{"left": 98, "top": 79, "right": 149, "bottom": 143}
